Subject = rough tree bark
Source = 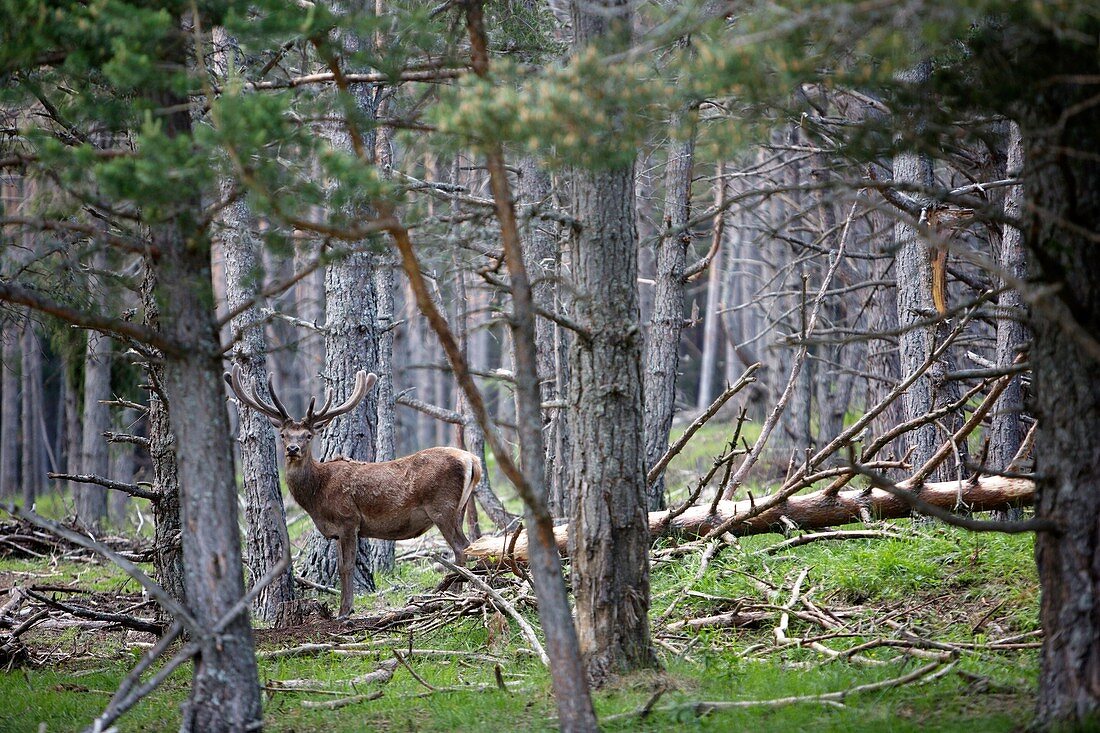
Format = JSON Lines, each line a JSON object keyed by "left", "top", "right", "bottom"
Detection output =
{"left": 212, "top": 28, "right": 295, "bottom": 622}
{"left": 1014, "top": 38, "right": 1100, "bottom": 728}
{"left": 300, "top": 36, "right": 395, "bottom": 590}
{"left": 154, "top": 221, "right": 262, "bottom": 729}
{"left": 989, "top": 121, "right": 1028, "bottom": 474}
{"left": 77, "top": 249, "right": 111, "bottom": 526}
{"left": 865, "top": 205, "right": 903, "bottom": 462}
{"left": 696, "top": 164, "right": 726, "bottom": 411}
{"left": 20, "top": 322, "right": 43, "bottom": 506}
{"left": 644, "top": 111, "right": 696, "bottom": 511}
{"left": 220, "top": 186, "right": 296, "bottom": 623}
{"left": 149, "top": 34, "right": 261, "bottom": 728}
{"left": 140, "top": 265, "right": 187, "bottom": 608}
{"left": 61, "top": 347, "right": 83, "bottom": 505}
{"left": 892, "top": 61, "right": 967, "bottom": 483}
{"left": 518, "top": 157, "right": 572, "bottom": 518}
{"left": 568, "top": 0, "right": 658, "bottom": 685}
{"left": 0, "top": 316, "right": 19, "bottom": 497}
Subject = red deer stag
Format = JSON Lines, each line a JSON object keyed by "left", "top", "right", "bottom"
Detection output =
{"left": 225, "top": 366, "right": 480, "bottom": 617}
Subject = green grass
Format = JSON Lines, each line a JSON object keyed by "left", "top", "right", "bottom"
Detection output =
{"left": 2, "top": 517, "right": 1039, "bottom": 733}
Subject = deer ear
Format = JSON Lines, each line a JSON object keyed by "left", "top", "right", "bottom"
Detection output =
{"left": 266, "top": 416, "right": 284, "bottom": 429}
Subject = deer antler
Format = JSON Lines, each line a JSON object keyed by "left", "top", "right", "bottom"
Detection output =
{"left": 307, "top": 370, "right": 377, "bottom": 428}
{"left": 224, "top": 365, "right": 290, "bottom": 426}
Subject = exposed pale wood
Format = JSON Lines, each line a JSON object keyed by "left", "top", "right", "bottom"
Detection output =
{"left": 467, "top": 475, "right": 1036, "bottom": 562}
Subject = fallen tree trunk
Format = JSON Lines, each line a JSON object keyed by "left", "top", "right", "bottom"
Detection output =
{"left": 466, "top": 476, "right": 1036, "bottom": 563}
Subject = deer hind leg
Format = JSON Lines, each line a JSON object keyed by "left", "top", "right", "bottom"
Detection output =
{"left": 427, "top": 505, "right": 471, "bottom": 568}
{"left": 336, "top": 531, "right": 359, "bottom": 618}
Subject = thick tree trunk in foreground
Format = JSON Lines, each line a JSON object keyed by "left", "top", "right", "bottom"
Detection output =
{"left": 1018, "top": 49, "right": 1100, "bottom": 728}
{"left": 155, "top": 218, "right": 261, "bottom": 730}
{"left": 467, "top": 475, "right": 1037, "bottom": 561}
{"left": 569, "top": 0, "right": 657, "bottom": 685}
{"left": 151, "top": 58, "right": 260, "bottom": 729}
{"left": 569, "top": 165, "right": 657, "bottom": 683}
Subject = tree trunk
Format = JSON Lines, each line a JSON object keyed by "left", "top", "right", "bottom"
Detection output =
{"left": 20, "top": 323, "right": 42, "bottom": 506}
{"left": 221, "top": 185, "right": 296, "bottom": 623}
{"left": 300, "top": 46, "right": 394, "bottom": 590}
{"left": 212, "top": 26, "right": 296, "bottom": 620}
{"left": 0, "top": 316, "right": 19, "bottom": 498}
{"left": 644, "top": 112, "right": 696, "bottom": 510}
{"left": 1019, "top": 60, "right": 1100, "bottom": 728}
{"left": 568, "top": 160, "right": 657, "bottom": 684}
{"left": 61, "top": 347, "right": 83, "bottom": 505}
{"left": 569, "top": 0, "right": 657, "bottom": 685}
{"left": 155, "top": 221, "right": 262, "bottom": 730}
{"left": 518, "top": 156, "right": 572, "bottom": 517}
{"left": 696, "top": 166, "right": 726, "bottom": 411}
{"left": 77, "top": 249, "right": 111, "bottom": 526}
{"left": 989, "top": 122, "right": 1029, "bottom": 474}
{"left": 141, "top": 265, "right": 187, "bottom": 609}
{"left": 150, "top": 50, "right": 261, "bottom": 729}
{"left": 892, "top": 61, "right": 966, "bottom": 483}
{"left": 865, "top": 205, "right": 903, "bottom": 462}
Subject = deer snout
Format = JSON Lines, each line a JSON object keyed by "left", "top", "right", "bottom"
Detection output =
{"left": 286, "top": 444, "right": 302, "bottom": 458}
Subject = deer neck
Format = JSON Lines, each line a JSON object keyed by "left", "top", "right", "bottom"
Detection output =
{"left": 284, "top": 450, "right": 327, "bottom": 513}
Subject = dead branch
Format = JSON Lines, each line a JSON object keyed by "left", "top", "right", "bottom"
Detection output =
{"left": 603, "top": 659, "right": 956, "bottom": 722}
{"left": 850, "top": 465, "right": 1056, "bottom": 534}
{"left": 25, "top": 589, "right": 162, "bottom": 634}
{"left": 268, "top": 657, "right": 398, "bottom": 692}
{"left": 647, "top": 363, "right": 759, "bottom": 487}
{"left": 6, "top": 505, "right": 200, "bottom": 633}
{"left": 48, "top": 473, "right": 159, "bottom": 502}
{"left": 299, "top": 690, "right": 385, "bottom": 709}
{"left": 102, "top": 431, "right": 151, "bottom": 448}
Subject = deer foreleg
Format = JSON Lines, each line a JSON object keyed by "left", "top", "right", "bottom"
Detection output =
{"left": 337, "top": 532, "right": 358, "bottom": 618}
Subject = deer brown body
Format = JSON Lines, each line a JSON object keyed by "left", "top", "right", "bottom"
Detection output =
{"left": 226, "top": 366, "right": 480, "bottom": 617}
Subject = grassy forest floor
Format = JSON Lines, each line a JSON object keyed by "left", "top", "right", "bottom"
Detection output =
{"left": 0, "top": 425, "right": 1040, "bottom": 732}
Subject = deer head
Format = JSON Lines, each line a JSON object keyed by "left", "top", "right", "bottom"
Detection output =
{"left": 224, "top": 365, "right": 378, "bottom": 463}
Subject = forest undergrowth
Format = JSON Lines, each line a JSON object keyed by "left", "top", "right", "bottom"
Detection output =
{"left": 0, "top": 424, "right": 1039, "bottom": 732}
{"left": 0, "top": 522, "right": 1038, "bottom": 732}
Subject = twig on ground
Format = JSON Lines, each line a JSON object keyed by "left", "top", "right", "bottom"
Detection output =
{"left": 25, "top": 590, "right": 162, "bottom": 634}
{"left": 603, "top": 659, "right": 956, "bottom": 723}
{"left": 393, "top": 649, "right": 437, "bottom": 691}
{"left": 434, "top": 555, "right": 549, "bottom": 667}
